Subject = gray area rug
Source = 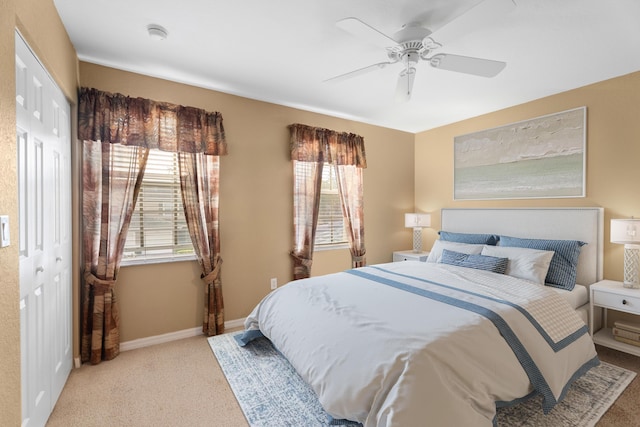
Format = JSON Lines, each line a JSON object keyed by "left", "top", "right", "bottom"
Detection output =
{"left": 209, "top": 333, "right": 635, "bottom": 427}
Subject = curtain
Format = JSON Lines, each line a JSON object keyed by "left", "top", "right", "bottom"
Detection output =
{"left": 79, "top": 87, "right": 228, "bottom": 363}
{"left": 289, "top": 124, "right": 367, "bottom": 278}
{"left": 81, "top": 141, "right": 148, "bottom": 364}
{"left": 291, "top": 160, "right": 324, "bottom": 279}
{"left": 178, "top": 152, "right": 224, "bottom": 336}
{"left": 78, "top": 87, "right": 227, "bottom": 155}
{"left": 327, "top": 132, "right": 367, "bottom": 268}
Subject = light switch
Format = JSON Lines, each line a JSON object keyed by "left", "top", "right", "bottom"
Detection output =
{"left": 1, "top": 215, "right": 9, "bottom": 247}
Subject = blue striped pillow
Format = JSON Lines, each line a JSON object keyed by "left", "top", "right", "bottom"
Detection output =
{"left": 499, "top": 236, "right": 586, "bottom": 290}
{"left": 440, "top": 249, "right": 508, "bottom": 274}
{"left": 439, "top": 231, "right": 499, "bottom": 245}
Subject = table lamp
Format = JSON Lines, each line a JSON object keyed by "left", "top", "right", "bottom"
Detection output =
{"left": 405, "top": 213, "right": 431, "bottom": 253}
{"left": 610, "top": 218, "right": 640, "bottom": 288}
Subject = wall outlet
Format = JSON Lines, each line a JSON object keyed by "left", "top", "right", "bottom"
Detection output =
{"left": 270, "top": 278, "right": 277, "bottom": 290}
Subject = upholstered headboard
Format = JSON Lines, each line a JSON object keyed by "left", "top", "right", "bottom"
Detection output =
{"left": 440, "top": 208, "right": 604, "bottom": 287}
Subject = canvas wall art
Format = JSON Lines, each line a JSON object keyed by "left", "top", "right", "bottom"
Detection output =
{"left": 454, "top": 107, "right": 586, "bottom": 200}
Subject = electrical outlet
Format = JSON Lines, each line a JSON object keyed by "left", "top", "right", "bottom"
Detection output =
{"left": 270, "top": 278, "right": 277, "bottom": 290}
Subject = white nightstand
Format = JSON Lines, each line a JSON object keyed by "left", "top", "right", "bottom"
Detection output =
{"left": 393, "top": 250, "right": 429, "bottom": 262}
{"left": 590, "top": 279, "right": 640, "bottom": 357}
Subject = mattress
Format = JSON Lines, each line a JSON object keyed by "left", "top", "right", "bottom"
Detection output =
{"left": 551, "top": 283, "right": 588, "bottom": 309}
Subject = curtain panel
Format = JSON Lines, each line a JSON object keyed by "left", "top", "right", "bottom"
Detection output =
{"left": 79, "top": 87, "right": 228, "bottom": 362}
{"left": 78, "top": 87, "right": 227, "bottom": 155}
{"left": 81, "top": 142, "right": 148, "bottom": 364}
{"left": 289, "top": 123, "right": 367, "bottom": 279}
{"left": 178, "top": 152, "right": 224, "bottom": 336}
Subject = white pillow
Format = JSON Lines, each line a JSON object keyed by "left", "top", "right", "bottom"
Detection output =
{"left": 427, "top": 240, "right": 485, "bottom": 263}
{"left": 481, "top": 245, "right": 554, "bottom": 285}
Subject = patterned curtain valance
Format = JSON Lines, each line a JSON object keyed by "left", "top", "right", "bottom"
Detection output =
{"left": 78, "top": 87, "right": 227, "bottom": 155}
{"left": 289, "top": 123, "right": 367, "bottom": 168}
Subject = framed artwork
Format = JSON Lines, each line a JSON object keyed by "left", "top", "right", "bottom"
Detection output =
{"left": 454, "top": 106, "right": 586, "bottom": 200}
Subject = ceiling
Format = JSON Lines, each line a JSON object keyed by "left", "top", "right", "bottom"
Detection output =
{"left": 53, "top": 0, "right": 640, "bottom": 133}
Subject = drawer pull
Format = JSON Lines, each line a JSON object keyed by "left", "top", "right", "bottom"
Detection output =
{"left": 622, "top": 299, "right": 628, "bottom": 305}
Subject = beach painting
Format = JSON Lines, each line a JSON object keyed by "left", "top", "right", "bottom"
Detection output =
{"left": 454, "top": 107, "right": 586, "bottom": 200}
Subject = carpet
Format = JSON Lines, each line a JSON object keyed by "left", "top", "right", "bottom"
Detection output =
{"left": 208, "top": 333, "right": 636, "bottom": 427}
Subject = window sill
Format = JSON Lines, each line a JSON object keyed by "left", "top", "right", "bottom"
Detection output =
{"left": 314, "top": 243, "right": 350, "bottom": 252}
{"left": 120, "top": 254, "right": 197, "bottom": 267}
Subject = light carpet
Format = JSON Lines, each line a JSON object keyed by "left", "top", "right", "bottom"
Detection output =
{"left": 209, "top": 333, "right": 636, "bottom": 427}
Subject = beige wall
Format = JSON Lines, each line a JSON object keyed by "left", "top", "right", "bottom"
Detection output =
{"left": 415, "top": 71, "right": 640, "bottom": 285}
{"left": 79, "top": 62, "right": 416, "bottom": 342}
{"left": 0, "top": 0, "right": 78, "bottom": 423}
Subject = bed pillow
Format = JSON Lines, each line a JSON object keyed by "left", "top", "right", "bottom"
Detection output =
{"left": 426, "top": 240, "right": 485, "bottom": 263}
{"left": 438, "top": 231, "right": 499, "bottom": 245}
{"left": 481, "top": 245, "right": 554, "bottom": 285}
{"left": 499, "top": 236, "right": 586, "bottom": 290}
{"left": 440, "top": 249, "right": 508, "bottom": 274}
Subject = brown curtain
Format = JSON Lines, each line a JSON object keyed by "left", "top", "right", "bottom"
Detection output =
{"left": 178, "top": 152, "right": 224, "bottom": 336}
{"left": 327, "top": 132, "right": 367, "bottom": 267}
{"left": 289, "top": 124, "right": 367, "bottom": 278}
{"left": 81, "top": 141, "right": 148, "bottom": 364}
{"left": 79, "top": 87, "right": 228, "bottom": 363}
{"left": 78, "top": 87, "right": 227, "bottom": 155}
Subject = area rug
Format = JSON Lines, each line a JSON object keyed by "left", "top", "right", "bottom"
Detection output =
{"left": 208, "top": 333, "right": 636, "bottom": 427}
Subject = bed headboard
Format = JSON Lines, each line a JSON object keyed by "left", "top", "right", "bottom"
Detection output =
{"left": 440, "top": 208, "right": 604, "bottom": 287}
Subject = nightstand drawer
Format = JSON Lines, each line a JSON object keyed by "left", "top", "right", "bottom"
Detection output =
{"left": 392, "top": 251, "right": 429, "bottom": 262}
{"left": 593, "top": 290, "right": 640, "bottom": 314}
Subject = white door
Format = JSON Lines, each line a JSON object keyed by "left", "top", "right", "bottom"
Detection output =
{"left": 16, "top": 31, "right": 72, "bottom": 427}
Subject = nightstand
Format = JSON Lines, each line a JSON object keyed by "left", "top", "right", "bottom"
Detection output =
{"left": 590, "top": 279, "right": 640, "bottom": 357}
{"left": 392, "top": 250, "right": 429, "bottom": 262}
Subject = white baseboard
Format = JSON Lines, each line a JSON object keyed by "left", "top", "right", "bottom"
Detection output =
{"left": 120, "top": 317, "right": 246, "bottom": 352}
{"left": 224, "top": 317, "right": 246, "bottom": 330}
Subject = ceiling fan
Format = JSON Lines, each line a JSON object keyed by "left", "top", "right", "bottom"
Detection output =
{"left": 326, "top": 14, "right": 507, "bottom": 102}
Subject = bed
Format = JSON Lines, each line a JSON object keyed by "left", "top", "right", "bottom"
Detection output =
{"left": 238, "top": 207, "right": 604, "bottom": 426}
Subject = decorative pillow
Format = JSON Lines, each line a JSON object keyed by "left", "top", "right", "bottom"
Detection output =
{"left": 499, "top": 236, "right": 586, "bottom": 290}
{"left": 426, "top": 240, "right": 485, "bottom": 263}
{"left": 440, "top": 249, "right": 508, "bottom": 274}
{"left": 438, "top": 231, "right": 499, "bottom": 246}
{"left": 481, "top": 245, "right": 554, "bottom": 285}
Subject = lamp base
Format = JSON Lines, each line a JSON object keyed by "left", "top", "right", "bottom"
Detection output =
{"left": 412, "top": 228, "right": 422, "bottom": 253}
{"left": 623, "top": 244, "right": 640, "bottom": 289}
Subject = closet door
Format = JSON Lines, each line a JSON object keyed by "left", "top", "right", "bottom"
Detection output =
{"left": 16, "top": 31, "right": 72, "bottom": 427}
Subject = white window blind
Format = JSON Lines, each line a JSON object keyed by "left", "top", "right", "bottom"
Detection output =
{"left": 122, "top": 149, "right": 195, "bottom": 264}
{"left": 295, "top": 162, "right": 348, "bottom": 247}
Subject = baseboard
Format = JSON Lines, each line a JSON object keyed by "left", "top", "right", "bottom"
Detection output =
{"left": 224, "top": 317, "right": 246, "bottom": 330}
{"left": 120, "top": 317, "right": 246, "bottom": 352}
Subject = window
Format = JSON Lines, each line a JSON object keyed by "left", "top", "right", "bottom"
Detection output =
{"left": 122, "top": 149, "right": 194, "bottom": 264}
{"left": 294, "top": 162, "right": 348, "bottom": 248}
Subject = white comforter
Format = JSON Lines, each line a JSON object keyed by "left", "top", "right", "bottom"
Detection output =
{"left": 240, "top": 262, "right": 599, "bottom": 427}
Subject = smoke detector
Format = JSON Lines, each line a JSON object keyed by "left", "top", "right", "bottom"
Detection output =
{"left": 147, "top": 24, "right": 168, "bottom": 41}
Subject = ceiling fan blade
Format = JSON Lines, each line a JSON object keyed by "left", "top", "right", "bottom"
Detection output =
{"left": 336, "top": 17, "right": 398, "bottom": 48}
{"left": 429, "top": 53, "right": 506, "bottom": 77}
{"left": 324, "top": 61, "right": 395, "bottom": 83}
{"left": 395, "top": 68, "right": 416, "bottom": 102}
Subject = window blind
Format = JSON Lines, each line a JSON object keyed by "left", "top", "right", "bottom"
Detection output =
{"left": 294, "top": 162, "right": 347, "bottom": 247}
{"left": 123, "top": 149, "right": 194, "bottom": 263}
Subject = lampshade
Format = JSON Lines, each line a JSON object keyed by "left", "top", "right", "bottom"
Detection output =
{"left": 610, "top": 219, "right": 640, "bottom": 244}
{"left": 405, "top": 213, "right": 431, "bottom": 229}
{"left": 611, "top": 218, "right": 640, "bottom": 289}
